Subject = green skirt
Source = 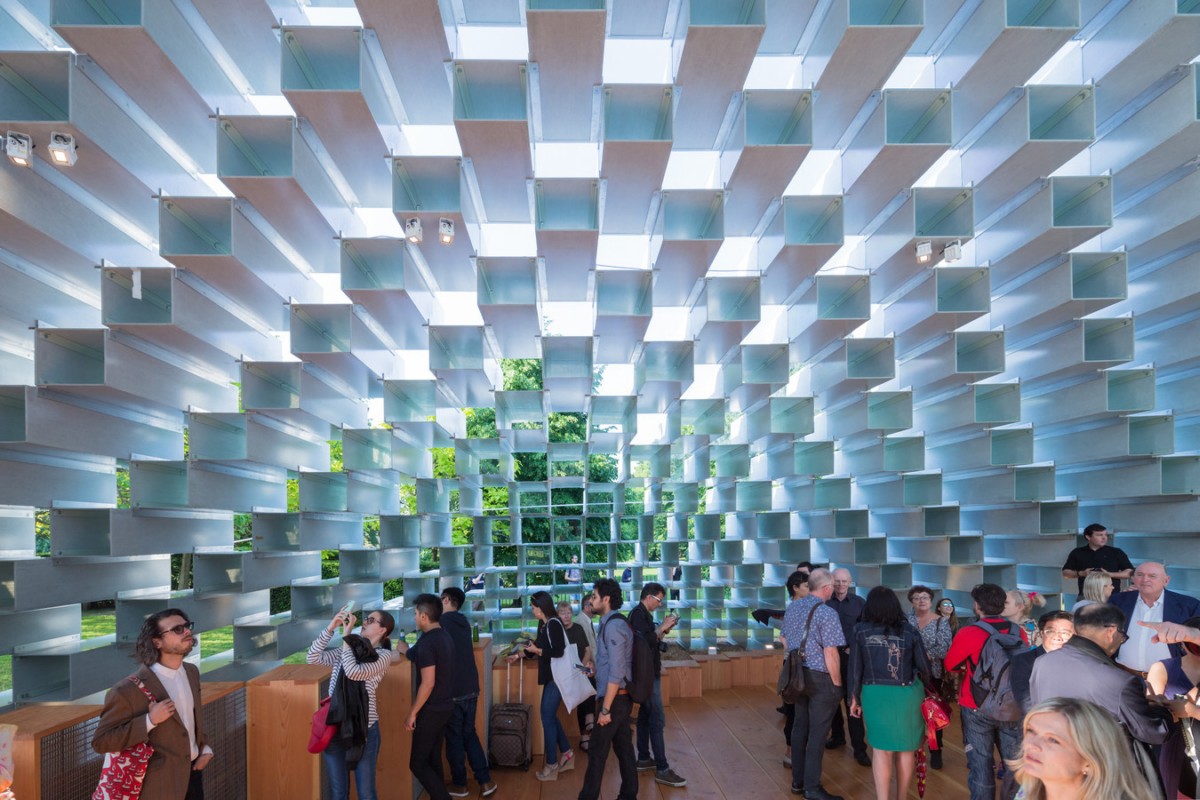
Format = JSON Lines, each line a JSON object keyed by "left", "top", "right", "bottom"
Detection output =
{"left": 861, "top": 683, "right": 925, "bottom": 752}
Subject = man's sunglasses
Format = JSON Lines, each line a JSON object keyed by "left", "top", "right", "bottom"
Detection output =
{"left": 157, "top": 621, "right": 195, "bottom": 636}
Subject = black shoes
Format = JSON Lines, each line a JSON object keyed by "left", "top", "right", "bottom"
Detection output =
{"left": 854, "top": 751, "right": 871, "bottom": 767}
{"left": 804, "top": 786, "right": 844, "bottom": 800}
{"left": 930, "top": 749, "right": 943, "bottom": 770}
{"left": 791, "top": 785, "right": 804, "bottom": 796}
{"left": 824, "top": 738, "right": 846, "bottom": 750}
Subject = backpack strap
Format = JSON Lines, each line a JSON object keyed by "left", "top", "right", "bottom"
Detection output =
{"left": 797, "top": 604, "right": 821, "bottom": 662}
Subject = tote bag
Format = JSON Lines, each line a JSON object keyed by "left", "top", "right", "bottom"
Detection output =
{"left": 548, "top": 618, "right": 596, "bottom": 713}
{"left": 92, "top": 677, "right": 157, "bottom": 800}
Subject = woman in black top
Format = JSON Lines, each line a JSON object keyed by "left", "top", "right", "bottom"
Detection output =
{"left": 506, "top": 591, "right": 575, "bottom": 780}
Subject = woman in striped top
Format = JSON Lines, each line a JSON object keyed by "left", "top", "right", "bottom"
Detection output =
{"left": 307, "top": 608, "right": 397, "bottom": 800}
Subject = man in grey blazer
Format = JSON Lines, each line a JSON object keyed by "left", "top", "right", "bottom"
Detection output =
{"left": 93, "top": 608, "right": 212, "bottom": 800}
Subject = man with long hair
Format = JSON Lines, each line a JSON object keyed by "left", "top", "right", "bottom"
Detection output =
{"left": 92, "top": 608, "right": 212, "bottom": 799}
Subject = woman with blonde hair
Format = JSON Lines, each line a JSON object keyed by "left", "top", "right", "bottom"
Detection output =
{"left": 1004, "top": 590, "right": 1047, "bottom": 648}
{"left": 1012, "top": 697, "right": 1161, "bottom": 800}
{"left": 1070, "top": 571, "right": 1114, "bottom": 613}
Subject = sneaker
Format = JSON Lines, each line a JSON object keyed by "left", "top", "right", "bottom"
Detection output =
{"left": 636, "top": 758, "right": 656, "bottom": 771}
{"left": 782, "top": 755, "right": 792, "bottom": 768}
{"left": 448, "top": 786, "right": 470, "bottom": 798}
{"left": 480, "top": 782, "right": 498, "bottom": 797}
{"left": 535, "top": 763, "right": 558, "bottom": 782}
{"left": 558, "top": 750, "right": 575, "bottom": 773}
{"left": 655, "top": 768, "right": 687, "bottom": 788}
{"left": 791, "top": 784, "right": 804, "bottom": 796}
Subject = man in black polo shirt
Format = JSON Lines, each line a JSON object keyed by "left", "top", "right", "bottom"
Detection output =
{"left": 1061, "top": 523, "right": 1134, "bottom": 594}
{"left": 824, "top": 568, "right": 868, "bottom": 765}
{"left": 399, "top": 593, "right": 456, "bottom": 800}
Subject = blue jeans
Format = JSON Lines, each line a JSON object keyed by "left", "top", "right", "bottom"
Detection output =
{"left": 636, "top": 677, "right": 669, "bottom": 770}
{"left": 961, "top": 706, "right": 1021, "bottom": 800}
{"left": 445, "top": 695, "right": 491, "bottom": 786}
{"left": 541, "top": 681, "right": 571, "bottom": 762}
{"left": 322, "top": 722, "right": 380, "bottom": 800}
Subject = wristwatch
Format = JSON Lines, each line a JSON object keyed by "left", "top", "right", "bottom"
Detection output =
{"left": 600, "top": 706, "right": 610, "bottom": 716}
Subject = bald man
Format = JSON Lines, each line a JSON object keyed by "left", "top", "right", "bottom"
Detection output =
{"left": 1111, "top": 561, "right": 1200, "bottom": 674}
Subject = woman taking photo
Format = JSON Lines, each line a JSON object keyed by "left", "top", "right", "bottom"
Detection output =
{"left": 1013, "top": 697, "right": 1160, "bottom": 800}
{"left": 1147, "top": 614, "right": 1200, "bottom": 799}
{"left": 905, "top": 585, "right": 954, "bottom": 769}
{"left": 506, "top": 591, "right": 574, "bottom": 781}
{"left": 849, "top": 586, "right": 933, "bottom": 800}
{"left": 306, "top": 608, "right": 397, "bottom": 800}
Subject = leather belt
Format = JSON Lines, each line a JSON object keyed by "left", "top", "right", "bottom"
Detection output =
{"left": 1117, "top": 663, "right": 1149, "bottom": 680}
{"left": 616, "top": 688, "right": 629, "bottom": 695}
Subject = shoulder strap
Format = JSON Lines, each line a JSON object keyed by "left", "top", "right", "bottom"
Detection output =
{"left": 797, "top": 603, "right": 821, "bottom": 658}
{"left": 974, "top": 620, "right": 1000, "bottom": 637}
{"left": 128, "top": 675, "right": 157, "bottom": 703}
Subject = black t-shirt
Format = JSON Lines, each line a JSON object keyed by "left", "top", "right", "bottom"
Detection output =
{"left": 531, "top": 617, "right": 567, "bottom": 686}
{"left": 628, "top": 602, "right": 662, "bottom": 677}
{"left": 410, "top": 626, "right": 455, "bottom": 711}
{"left": 1062, "top": 544, "right": 1133, "bottom": 593}
{"left": 565, "top": 621, "right": 589, "bottom": 662}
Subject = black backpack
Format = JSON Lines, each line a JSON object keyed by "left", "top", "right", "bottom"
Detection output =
{"left": 600, "top": 613, "right": 655, "bottom": 704}
{"left": 969, "top": 620, "right": 1025, "bottom": 722}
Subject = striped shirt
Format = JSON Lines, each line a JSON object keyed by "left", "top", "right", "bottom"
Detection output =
{"left": 306, "top": 629, "right": 391, "bottom": 726}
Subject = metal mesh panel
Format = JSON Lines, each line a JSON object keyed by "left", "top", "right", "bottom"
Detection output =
{"left": 202, "top": 687, "right": 247, "bottom": 800}
{"left": 40, "top": 715, "right": 104, "bottom": 800}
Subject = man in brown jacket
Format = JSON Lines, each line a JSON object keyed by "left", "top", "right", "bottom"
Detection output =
{"left": 93, "top": 608, "right": 212, "bottom": 799}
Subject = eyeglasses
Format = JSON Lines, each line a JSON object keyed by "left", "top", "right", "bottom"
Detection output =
{"left": 157, "top": 621, "right": 194, "bottom": 636}
{"left": 363, "top": 616, "right": 382, "bottom": 626}
{"left": 938, "top": 601, "right": 954, "bottom": 607}
{"left": 1113, "top": 628, "right": 1129, "bottom": 645}
{"left": 1043, "top": 629, "right": 1073, "bottom": 640}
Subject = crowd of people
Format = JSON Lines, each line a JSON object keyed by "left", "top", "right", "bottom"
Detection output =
{"left": 84, "top": 521, "right": 1200, "bottom": 800}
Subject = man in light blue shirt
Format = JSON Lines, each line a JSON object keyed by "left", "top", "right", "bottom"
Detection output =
{"left": 578, "top": 578, "right": 637, "bottom": 800}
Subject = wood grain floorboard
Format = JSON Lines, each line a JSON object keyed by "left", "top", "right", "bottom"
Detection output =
{"left": 454, "top": 688, "right": 975, "bottom": 799}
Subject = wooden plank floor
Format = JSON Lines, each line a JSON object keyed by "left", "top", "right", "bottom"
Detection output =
{"left": 441, "top": 686, "right": 971, "bottom": 800}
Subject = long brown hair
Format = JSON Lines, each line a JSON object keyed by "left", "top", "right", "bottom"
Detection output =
{"left": 133, "top": 608, "right": 190, "bottom": 666}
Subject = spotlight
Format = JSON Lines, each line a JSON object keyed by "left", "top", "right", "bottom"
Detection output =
{"left": 915, "top": 241, "right": 933, "bottom": 264}
{"left": 404, "top": 217, "right": 423, "bottom": 244}
{"left": 943, "top": 240, "right": 962, "bottom": 262}
{"left": 439, "top": 218, "right": 454, "bottom": 245}
{"left": 5, "top": 131, "right": 32, "bottom": 167}
{"left": 48, "top": 131, "right": 77, "bottom": 166}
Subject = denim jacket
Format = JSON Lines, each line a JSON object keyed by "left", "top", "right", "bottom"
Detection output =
{"left": 847, "top": 620, "right": 932, "bottom": 704}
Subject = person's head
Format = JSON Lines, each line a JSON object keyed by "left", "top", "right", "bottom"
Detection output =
{"left": 1072, "top": 603, "right": 1127, "bottom": 656}
{"left": 1183, "top": 616, "right": 1200, "bottom": 659}
{"left": 937, "top": 597, "right": 958, "bottom": 619}
{"left": 907, "top": 585, "right": 936, "bottom": 612}
{"left": 591, "top": 579, "right": 623, "bottom": 615}
{"left": 796, "top": 561, "right": 816, "bottom": 574}
{"left": 529, "top": 591, "right": 556, "bottom": 622}
{"left": 808, "top": 568, "right": 834, "bottom": 601}
{"left": 581, "top": 594, "right": 595, "bottom": 617}
{"left": 640, "top": 582, "right": 666, "bottom": 612}
{"left": 971, "top": 583, "right": 1008, "bottom": 617}
{"left": 571, "top": 554, "right": 578, "bottom": 563}
{"left": 441, "top": 586, "right": 465, "bottom": 612}
{"left": 1013, "top": 697, "right": 1161, "bottom": 800}
{"left": 557, "top": 601, "right": 574, "bottom": 627}
{"left": 134, "top": 608, "right": 194, "bottom": 666}
{"left": 1080, "top": 570, "right": 1114, "bottom": 603}
{"left": 1004, "top": 590, "right": 1046, "bottom": 622}
{"left": 1037, "top": 611, "right": 1074, "bottom": 653}
{"left": 786, "top": 569, "right": 810, "bottom": 600}
{"left": 1082, "top": 523, "right": 1108, "bottom": 550}
{"left": 862, "top": 586, "right": 904, "bottom": 633}
{"left": 413, "top": 593, "right": 442, "bottom": 630}
{"left": 362, "top": 609, "right": 396, "bottom": 649}
{"left": 1132, "top": 561, "right": 1170, "bottom": 602}
{"left": 832, "top": 568, "right": 852, "bottom": 599}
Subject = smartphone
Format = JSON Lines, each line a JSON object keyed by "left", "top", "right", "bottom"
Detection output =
{"left": 339, "top": 600, "right": 355, "bottom": 618}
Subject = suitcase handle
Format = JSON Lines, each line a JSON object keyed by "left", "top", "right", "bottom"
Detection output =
{"left": 505, "top": 655, "right": 525, "bottom": 704}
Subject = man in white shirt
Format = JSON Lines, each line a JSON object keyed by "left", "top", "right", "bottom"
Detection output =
{"left": 93, "top": 608, "right": 212, "bottom": 799}
{"left": 1112, "top": 562, "right": 1200, "bottom": 674}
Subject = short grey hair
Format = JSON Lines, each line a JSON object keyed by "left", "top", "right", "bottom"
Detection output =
{"left": 808, "top": 568, "right": 833, "bottom": 592}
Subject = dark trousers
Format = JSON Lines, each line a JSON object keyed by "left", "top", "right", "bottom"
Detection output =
{"left": 445, "top": 695, "right": 491, "bottom": 787}
{"left": 185, "top": 768, "right": 204, "bottom": 800}
{"left": 790, "top": 669, "right": 841, "bottom": 793}
{"left": 578, "top": 694, "right": 637, "bottom": 800}
{"left": 411, "top": 706, "right": 453, "bottom": 800}
{"left": 828, "top": 649, "right": 867, "bottom": 755}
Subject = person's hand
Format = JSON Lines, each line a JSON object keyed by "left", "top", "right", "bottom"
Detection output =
{"left": 505, "top": 653, "right": 520, "bottom": 664}
{"left": 193, "top": 752, "right": 214, "bottom": 771}
{"left": 327, "top": 610, "right": 347, "bottom": 634}
{"left": 406, "top": 711, "right": 417, "bottom": 731}
{"left": 148, "top": 699, "right": 176, "bottom": 725}
{"left": 850, "top": 700, "right": 862, "bottom": 718}
{"left": 1140, "top": 620, "right": 1200, "bottom": 645}
{"left": 524, "top": 644, "right": 541, "bottom": 657}
{"left": 597, "top": 710, "right": 611, "bottom": 727}
{"left": 342, "top": 613, "right": 357, "bottom": 637}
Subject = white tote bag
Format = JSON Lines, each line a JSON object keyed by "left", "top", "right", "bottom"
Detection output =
{"left": 548, "top": 618, "right": 596, "bottom": 713}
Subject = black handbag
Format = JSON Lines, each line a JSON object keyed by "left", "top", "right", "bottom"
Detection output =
{"left": 777, "top": 605, "right": 820, "bottom": 703}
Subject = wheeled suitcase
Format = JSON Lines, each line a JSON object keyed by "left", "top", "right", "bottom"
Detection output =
{"left": 488, "top": 660, "right": 533, "bottom": 770}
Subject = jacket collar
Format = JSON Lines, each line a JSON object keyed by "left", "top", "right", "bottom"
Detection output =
{"left": 1063, "top": 634, "right": 1116, "bottom": 665}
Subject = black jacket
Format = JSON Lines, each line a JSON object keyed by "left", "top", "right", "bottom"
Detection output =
{"left": 1010, "top": 645, "right": 1045, "bottom": 714}
{"left": 827, "top": 592, "right": 866, "bottom": 650}
{"left": 847, "top": 621, "right": 931, "bottom": 704}
{"left": 1029, "top": 635, "right": 1172, "bottom": 746}
{"left": 528, "top": 617, "right": 567, "bottom": 685}
{"left": 628, "top": 602, "right": 663, "bottom": 677}
{"left": 441, "top": 609, "right": 480, "bottom": 699}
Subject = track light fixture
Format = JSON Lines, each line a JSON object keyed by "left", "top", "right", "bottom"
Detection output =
{"left": 48, "top": 131, "right": 78, "bottom": 166}
{"left": 5, "top": 131, "right": 32, "bottom": 167}
{"left": 439, "top": 218, "right": 454, "bottom": 245}
{"left": 404, "top": 217, "right": 423, "bottom": 244}
{"left": 915, "top": 241, "right": 933, "bottom": 264}
{"left": 943, "top": 240, "right": 962, "bottom": 263}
